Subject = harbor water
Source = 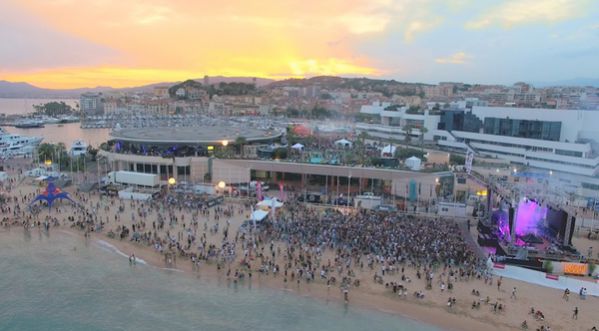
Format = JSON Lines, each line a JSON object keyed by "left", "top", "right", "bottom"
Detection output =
{"left": 3, "top": 123, "right": 110, "bottom": 147}
{"left": 0, "top": 231, "right": 441, "bottom": 331}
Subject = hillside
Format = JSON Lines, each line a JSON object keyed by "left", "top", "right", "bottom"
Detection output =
{"left": 0, "top": 76, "right": 274, "bottom": 98}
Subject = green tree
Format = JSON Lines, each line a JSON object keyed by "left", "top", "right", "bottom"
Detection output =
{"left": 33, "top": 101, "right": 75, "bottom": 117}
{"left": 403, "top": 125, "right": 414, "bottom": 144}
{"left": 87, "top": 146, "right": 99, "bottom": 161}
{"left": 419, "top": 127, "right": 428, "bottom": 152}
{"left": 449, "top": 153, "right": 465, "bottom": 165}
{"left": 37, "top": 143, "right": 56, "bottom": 163}
{"left": 235, "top": 136, "right": 247, "bottom": 158}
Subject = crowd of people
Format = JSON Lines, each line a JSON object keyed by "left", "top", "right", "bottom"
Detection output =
{"left": 1, "top": 165, "right": 597, "bottom": 330}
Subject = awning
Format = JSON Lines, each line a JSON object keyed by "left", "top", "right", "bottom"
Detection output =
{"left": 257, "top": 198, "right": 284, "bottom": 208}
{"left": 252, "top": 209, "right": 269, "bottom": 222}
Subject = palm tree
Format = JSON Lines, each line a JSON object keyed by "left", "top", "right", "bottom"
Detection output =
{"left": 403, "top": 125, "right": 414, "bottom": 144}
{"left": 419, "top": 127, "right": 428, "bottom": 152}
{"left": 37, "top": 143, "right": 55, "bottom": 163}
{"left": 357, "top": 131, "right": 368, "bottom": 166}
{"left": 235, "top": 136, "right": 247, "bottom": 158}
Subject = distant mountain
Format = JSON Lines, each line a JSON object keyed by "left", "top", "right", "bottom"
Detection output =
{"left": 0, "top": 80, "right": 114, "bottom": 98}
{"left": 531, "top": 78, "right": 599, "bottom": 88}
{"left": 0, "top": 76, "right": 275, "bottom": 98}
{"left": 195, "top": 76, "right": 274, "bottom": 87}
{"left": 267, "top": 76, "right": 427, "bottom": 88}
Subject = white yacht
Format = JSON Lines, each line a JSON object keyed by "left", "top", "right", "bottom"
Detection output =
{"left": 69, "top": 139, "right": 88, "bottom": 157}
{"left": 0, "top": 128, "right": 43, "bottom": 158}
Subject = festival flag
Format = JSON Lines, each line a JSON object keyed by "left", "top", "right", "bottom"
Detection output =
{"left": 465, "top": 149, "right": 474, "bottom": 175}
{"left": 251, "top": 205, "right": 256, "bottom": 229}
{"left": 256, "top": 181, "right": 263, "bottom": 201}
{"left": 279, "top": 182, "right": 285, "bottom": 201}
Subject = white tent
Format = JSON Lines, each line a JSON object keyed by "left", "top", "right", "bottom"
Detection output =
{"left": 257, "top": 198, "right": 284, "bottom": 208}
{"left": 380, "top": 145, "right": 397, "bottom": 157}
{"left": 405, "top": 156, "right": 422, "bottom": 171}
{"left": 334, "top": 138, "right": 353, "bottom": 148}
{"left": 251, "top": 209, "right": 269, "bottom": 222}
{"left": 291, "top": 143, "right": 304, "bottom": 151}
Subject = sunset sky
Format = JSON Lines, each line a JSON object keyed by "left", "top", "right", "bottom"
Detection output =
{"left": 1, "top": 0, "right": 598, "bottom": 88}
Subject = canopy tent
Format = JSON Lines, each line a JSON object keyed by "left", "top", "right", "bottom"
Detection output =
{"left": 380, "top": 145, "right": 397, "bottom": 157}
{"left": 29, "top": 181, "right": 77, "bottom": 210}
{"left": 257, "top": 198, "right": 284, "bottom": 209}
{"left": 405, "top": 156, "right": 422, "bottom": 171}
{"left": 251, "top": 209, "right": 269, "bottom": 222}
{"left": 291, "top": 143, "right": 304, "bottom": 151}
{"left": 334, "top": 139, "right": 353, "bottom": 148}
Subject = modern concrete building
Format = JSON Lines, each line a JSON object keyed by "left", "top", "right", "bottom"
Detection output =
{"left": 358, "top": 102, "right": 599, "bottom": 198}
{"left": 80, "top": 92, "right": 105, "bottom": 116}
{"left": 433, "top": 106, "right": 599, "bottom": 177}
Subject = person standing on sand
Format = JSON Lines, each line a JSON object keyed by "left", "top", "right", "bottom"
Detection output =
{"left": 497, "top": 276, "right": 502, "bottom": 291}
{"left": 511, "top": 287, "right": 517, "bottom": 300}
{"left": 572, "top": 306, "right": 578, "bottom": 320}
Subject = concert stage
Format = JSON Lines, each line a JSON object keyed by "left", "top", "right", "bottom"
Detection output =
{"left": 477, "top": 191, "right": 581, "bottom": 267}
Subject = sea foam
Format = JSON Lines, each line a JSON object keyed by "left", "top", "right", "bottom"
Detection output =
{"left": 95, "top": 239, "right": 147, "bottom": 265}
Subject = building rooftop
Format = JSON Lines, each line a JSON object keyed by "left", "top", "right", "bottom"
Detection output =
{"left": 110, "top": 125, "right": 282, "bottom": 144}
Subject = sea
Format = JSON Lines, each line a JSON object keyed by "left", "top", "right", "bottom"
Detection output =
{"left": 4, "top": 123, "right": 110, "bottom": 148}
{"left": 0, "top": 98, "right": 110, "bottom": 147}
{"left": 0, "top": 231, "right": 440, "bottom": 331}
{"left": 0, "top": 98, "right": 79, "bottom": 115}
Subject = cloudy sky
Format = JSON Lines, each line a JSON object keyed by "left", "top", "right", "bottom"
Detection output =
{"left": 1, "top": 0, "right": 598, "bottom": 88}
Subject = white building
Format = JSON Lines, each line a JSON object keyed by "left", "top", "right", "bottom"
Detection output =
{"left": 358, "top": 103, "right": 599, "bottom": 195}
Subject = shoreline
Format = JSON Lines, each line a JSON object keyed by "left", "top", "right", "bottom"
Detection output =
{"left": 55, "top": 228, "right": 511, "bottom": 331}
{"left": 1, "top": 176, "right": 597, "bottom": 331}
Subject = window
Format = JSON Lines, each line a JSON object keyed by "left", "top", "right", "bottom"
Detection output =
{"left": 555, "top": 149, "right": 583, "bottom": 158}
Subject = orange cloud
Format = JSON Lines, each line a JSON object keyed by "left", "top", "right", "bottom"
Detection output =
{"left": 435, "top": 51, "right": 471, "bottom": 64}
{"left": 2, "top": 0, "right": 388, "bottom": 88}
{"left": 2, "top": 57, "right": 378, "bottom": 89}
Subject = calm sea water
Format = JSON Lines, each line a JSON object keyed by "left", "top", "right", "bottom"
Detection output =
{"left": 0, "top": 98, "right": 79, "bottom": 115}
{"left": 0, "top": 98, "right": 109, "bottom": 147}
{"left": 3, "top": 123, "right": 110, "bottom": 148}
{"left": 0, "top": 231, "right": 440, "bottom": 331}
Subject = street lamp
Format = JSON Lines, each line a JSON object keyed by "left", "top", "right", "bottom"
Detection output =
{"left": 168, "top": 177, "right": 176, "bottom": 186}
{"left": 44, "top": 159, "right": 52, "bottom": 167}
{"left": 217, "top": 180, "right": 226, "bottom": 189}
{"left": 221, "top": 140, "right": 229, "bottom": 147}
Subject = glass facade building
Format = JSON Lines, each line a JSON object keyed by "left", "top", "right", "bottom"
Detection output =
{"left": 483, "top": 118, "right": 561, "bottom": 141}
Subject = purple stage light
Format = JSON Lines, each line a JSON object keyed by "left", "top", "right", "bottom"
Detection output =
{"left": 514, "top": 198, "right": 546, "bottom": 238}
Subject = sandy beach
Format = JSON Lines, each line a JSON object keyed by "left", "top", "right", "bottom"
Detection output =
{"left": 1, "top": 171, "right": 598, "bottom": 331}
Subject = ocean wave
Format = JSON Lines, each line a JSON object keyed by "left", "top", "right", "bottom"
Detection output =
{"left": 161, "top": 267, "right": 184, "bottom": 273}
{"left": 95, "top": 239, "right": 147, "bottom": 265}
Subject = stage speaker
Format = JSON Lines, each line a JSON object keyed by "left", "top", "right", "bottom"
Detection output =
{"left": 486, "top": 186, "right": 492, "bottom": 221}
{"left": 508, "top": 207, "right": 515, "bottom": 240}
{"left": 565, "top": 215, "right": 576, "bottom": 246}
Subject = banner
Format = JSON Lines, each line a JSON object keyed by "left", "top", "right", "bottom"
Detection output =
{"left": 256, "top": 181, "right": 263, "bottom": 201}
{"left": 279, "top": 182, "right": 285, "bottom": 201}
{"left": 465, "top": 150, "right": 474, "bottom": 175}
